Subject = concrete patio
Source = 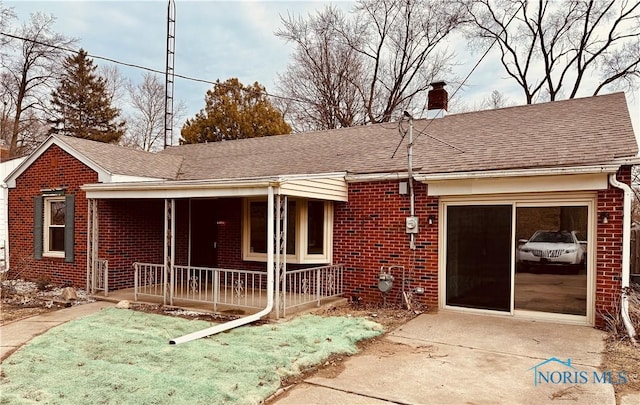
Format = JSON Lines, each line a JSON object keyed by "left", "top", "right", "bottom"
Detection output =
{"left": 275, "top": 311, "right": 623, "bottom": 404}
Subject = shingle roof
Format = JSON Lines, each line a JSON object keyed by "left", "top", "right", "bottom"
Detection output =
{"left": 55, "top": 135, "right": 183, "bottom": 180}
{"left": 160, "top": 92, "right": 637, "bottom": 180}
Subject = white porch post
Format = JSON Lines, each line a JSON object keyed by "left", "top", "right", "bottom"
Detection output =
{"left": 86, "top": 199, "right": 99, "bottom": 293}
{"left": 276, "top": 196, "right": 288, "bottom": 319}
{"left": 275, "top": 195, "right": 281, "bottom": 318}
{"left": 86, "top": 199, "right": 92, "bottom": 292}
{"left": 164, "top": 199, "right": 175, "bottom": 305}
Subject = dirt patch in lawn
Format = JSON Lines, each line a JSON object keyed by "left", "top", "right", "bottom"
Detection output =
{"left": 1, "top": 278, "right": 95, "bottom": 325}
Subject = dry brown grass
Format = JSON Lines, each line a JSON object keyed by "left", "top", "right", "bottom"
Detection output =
{"left": 600, "top": 284, "right": 640, "bottom": 400}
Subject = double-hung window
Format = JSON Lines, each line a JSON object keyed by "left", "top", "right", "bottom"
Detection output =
{"left": 243, "top": 198, "right": 332, "bottom": 263}
{"left": 34, "top": 194, "right": 75, "bottom": 262}
{"left": 45, "top": 197, "right": 65, "bottom": 256}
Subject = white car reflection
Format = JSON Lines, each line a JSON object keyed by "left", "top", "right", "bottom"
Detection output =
{"left": 517, "top": 230, "right": 586, "bottom": 272}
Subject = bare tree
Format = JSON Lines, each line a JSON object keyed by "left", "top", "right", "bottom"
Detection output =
{"left": 1, "top": 12, "right": 75, "bottom": 156}
{"left": 99, "top": 64, "right": 127, "bottom": 106}
{"left": 353, "top": 0, "right": 467, "bottom": 122}
{"left": 463, "top": 0, "right": 640, "bottom": 104}
{"left": 276, "top": 6, "right": 365, "bottom": 131}
{"left": 124, "top": 72, "right": 185, "bottom": 151}
{"left": 276, "top": 0, "right": 468, "bottom": 128}
{"left": 482, "top": 89, "right": 512, "bottom": 109}
{"left": 0, "top": 2, "right": 16, "bottom": 64}
{"left": 448, "top": 88, "right": 512, "bottom": 112}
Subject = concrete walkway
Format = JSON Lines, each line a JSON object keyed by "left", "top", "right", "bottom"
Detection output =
{"left": 0, "top": 301, "right": 113, "bottom": 361}
{"left": 275, "top": 311, "right": 620, "bottom": 405}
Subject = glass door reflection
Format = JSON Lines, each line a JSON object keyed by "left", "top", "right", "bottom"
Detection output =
{"left": 515, "top": 206, "right": 588, "bottom": 316}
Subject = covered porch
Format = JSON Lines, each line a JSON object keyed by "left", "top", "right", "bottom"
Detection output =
{"left": 82, "top": 174, "right": 348, "bottom": 319}
{"left": 95, "top": 263, "right": 345, "bottom": 318}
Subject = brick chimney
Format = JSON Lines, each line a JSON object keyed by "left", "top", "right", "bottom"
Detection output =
{"left": 427, "top": 81, "right": 448, "bottom": 118}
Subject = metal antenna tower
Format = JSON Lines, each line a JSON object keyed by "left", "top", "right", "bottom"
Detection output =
{"left": 164, "top": 0, "right": 176, "bottom": 149}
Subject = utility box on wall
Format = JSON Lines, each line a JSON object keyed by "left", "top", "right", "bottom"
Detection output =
{"left": 405, "top": 216, "right": 419, "bottom": 234}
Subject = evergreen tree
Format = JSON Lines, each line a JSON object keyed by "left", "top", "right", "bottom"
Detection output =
{"left": 180, "top": 78, "right": 291, "bottom": 144}
{"left": 50, "top": 49, "right": 125, "bottom": 143}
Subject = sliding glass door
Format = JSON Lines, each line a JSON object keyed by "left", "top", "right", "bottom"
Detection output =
{"left": 514, "top": 206, "right": 588, "bottom": 316}
{"left": 444, "top": 199, "right": 591, "bottom": 319}
{"left": 446, "top": 205, "right": 512, "bottom": 312}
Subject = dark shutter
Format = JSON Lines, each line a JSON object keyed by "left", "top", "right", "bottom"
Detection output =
{"left": 64, "top": 195, "right": 75, "bottom": 263}
{"left": 33, "top": 196, "right": 43, "bottom": 259}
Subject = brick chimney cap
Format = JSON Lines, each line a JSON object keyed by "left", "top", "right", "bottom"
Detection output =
{"left": 430, "top": 81, "right": 447, "bottom": 89}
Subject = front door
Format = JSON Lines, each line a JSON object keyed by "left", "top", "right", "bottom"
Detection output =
{"left": 190, "top": 199, "right": 218, "bottom": 268}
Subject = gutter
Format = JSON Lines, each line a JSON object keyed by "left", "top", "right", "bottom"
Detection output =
{"left": 608, "top": 173, "right": 638, "bottom": 344}
{"left": 169, "top": 185, "right": 276, "bottom": 345}
{"left": 415, "top": 164, "right": 621, "bottom": 182}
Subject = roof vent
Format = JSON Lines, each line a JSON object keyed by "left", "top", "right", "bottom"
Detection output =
{"left": 427, "top": 81, "right": 447, "bottom": 118}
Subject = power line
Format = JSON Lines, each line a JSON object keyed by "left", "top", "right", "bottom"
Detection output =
{"left": 0, "top": 31, "right": 304, "bottom": 104}
{"left": 2, "top": 0, "right": 523, "bottom": 141}
{"left": 411, "top": 1, "right": 525, "bottom": 146}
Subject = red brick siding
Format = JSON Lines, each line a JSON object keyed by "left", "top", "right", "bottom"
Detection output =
{"left": 594, "top": 166, "right": 629, "bottom": 328}
{"left": 8, "top": 145, "right": 97, "bottom": 287}
{"left": 96, "top": 199, "right": 165, "bottom": 290}
{"left": 215, "top": 198, "right": 246, "bottom": 269}
{"left": 334, "top": 181, "right": 439, "bottom": 308}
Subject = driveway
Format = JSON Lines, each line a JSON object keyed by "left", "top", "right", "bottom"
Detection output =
{"left": 275, "top": 311, "right": 615, "bottom": 404}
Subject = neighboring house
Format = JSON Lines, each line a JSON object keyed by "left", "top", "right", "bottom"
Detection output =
{"left": 0, "top": 154, "right": 26, "bottom": 270}
{"left": 4, "top": 91, "right": 638, "bottom": 328}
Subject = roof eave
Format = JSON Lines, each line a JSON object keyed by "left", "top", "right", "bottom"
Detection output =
{"left": 82, "top": 172, "right": 349, "bottom": 201}
{"left": 4, "top": 135, "right": 113, "bottom": 188}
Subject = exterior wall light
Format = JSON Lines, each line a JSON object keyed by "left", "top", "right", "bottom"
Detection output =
{"left": 428, "top": 215, "right": 435, "bottom": 225}
{"left": 600, "top": 212, "right": 610, "bottom": 224}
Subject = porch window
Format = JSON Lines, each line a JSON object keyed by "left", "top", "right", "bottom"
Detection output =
{"left": 307, "top": 200, "right": 324, "bottom": 254}
{"left": 248, "top": 200, "right": 296, "bottom": 254}
{"left": 34, "top": 194, "right": 75, "bottom": 262}
{"left": 243, "top": 198, "right": 332, "bottom": 263}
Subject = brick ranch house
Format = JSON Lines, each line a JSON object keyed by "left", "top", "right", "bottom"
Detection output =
{"left": 4, "top": 91, "right": 639, "bottom": 328}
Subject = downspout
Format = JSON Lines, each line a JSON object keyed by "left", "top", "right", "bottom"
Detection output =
{"left": 608, "top": 173, "right": 637, "bottom": 344}
{"left": 406, "top": 112, "right": 416, "bottom": 250}
{"left": 169, "top": 186, "right": 275, "bottom": 344}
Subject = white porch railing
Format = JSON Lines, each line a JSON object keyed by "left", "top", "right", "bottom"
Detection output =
{"left": 281, "top": 264, "right": 344, "bottom": 316}
{"left": 133, "top": 262, "right": 165, "bottom": 301}
{"left": 133, "top": 262, "right": 344, "bottom": 316}
{"left": 91, "top": 259, "right": 109, "bottom": 296}
{"left": 172, "top": 266, "right": 269, "bottom": 311}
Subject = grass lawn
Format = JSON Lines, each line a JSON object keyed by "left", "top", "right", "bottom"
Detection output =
{"left": 0, "top": 308, "right": 383, "bottom": 404}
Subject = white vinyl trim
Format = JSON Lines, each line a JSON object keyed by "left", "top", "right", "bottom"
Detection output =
{"left": 43, "top": 196, "right": 65, "bottom": 258}
{"left": 242, "top": 198, "right": 333, "bottom": 264}
{"left": 439, "top": 192, "right": 596, "bottom": 325}
{"left": 426, "top": 173, "right": 608, "bottom": 196}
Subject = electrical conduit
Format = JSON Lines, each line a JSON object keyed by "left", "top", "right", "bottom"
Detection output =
{"left": 608, "top": 173, "right": 637, "bottom": 344}
{"left": 169, "top": 186, "right": 275, "bottom": 345}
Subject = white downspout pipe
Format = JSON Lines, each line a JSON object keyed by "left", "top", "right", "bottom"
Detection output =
{"left": 608, "top": 173, "right": 637, "bottom": 344}
{"left": 169, "top": 186, "right": 275, "bottom": 344}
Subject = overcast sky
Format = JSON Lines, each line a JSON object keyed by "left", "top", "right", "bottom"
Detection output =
{"left": 6, "top": 0, "right": 639, "bottom": 136}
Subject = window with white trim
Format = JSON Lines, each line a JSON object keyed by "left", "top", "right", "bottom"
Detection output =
{"left": 243, "top": 198, "right": 332, "bottom": 263}
{"left": 34, "top": 194, "right": 75, "bottom": 262}
{"left": 44, "top": 197, "right": 66, "bottom": 256}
